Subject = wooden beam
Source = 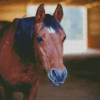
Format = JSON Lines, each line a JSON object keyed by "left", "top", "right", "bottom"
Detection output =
{"left": 85, "top": 1, "right": 100, "bottom": 9}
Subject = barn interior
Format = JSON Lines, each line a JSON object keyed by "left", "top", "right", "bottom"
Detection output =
{"left": 0, "top": 0, "right": 100, "bottom": 100}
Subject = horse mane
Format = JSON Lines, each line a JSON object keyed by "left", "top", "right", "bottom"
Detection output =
{"left": 13, "top": 14, "right": 63, "bottom": 63}
{"left": 13, "top": 17, "right": 35, "bottom": 64}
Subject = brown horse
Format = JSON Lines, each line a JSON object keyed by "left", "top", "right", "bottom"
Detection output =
{"left": 0, "top": 4, "right": 67, "bottom": 100}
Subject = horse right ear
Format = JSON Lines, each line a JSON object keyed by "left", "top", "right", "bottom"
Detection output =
{"left": 53, "top": 4, "right": 63, "bottom": 23}
{"left": 35, "top": 4, "right": 45, "bottom": 23}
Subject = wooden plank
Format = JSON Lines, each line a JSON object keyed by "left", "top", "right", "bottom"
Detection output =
{"left": 0, "top": 3, "right": 26, "bottom": 21}
{"left": 0, "top": 12, "right": 26, "bottom": 21}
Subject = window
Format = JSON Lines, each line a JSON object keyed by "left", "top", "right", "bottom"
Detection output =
{"left": 27, "top": 5, "right": 87, "bottom": 54}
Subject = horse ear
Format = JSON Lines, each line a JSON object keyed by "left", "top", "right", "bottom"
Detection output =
{"left": 35, "top": 4, "right": 45, "bottom": 23}
{"left": 53, "top": 4, "right": 63, "bottom": 23}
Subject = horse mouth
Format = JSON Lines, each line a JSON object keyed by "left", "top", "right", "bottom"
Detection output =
{"left": 49, "top": 79, "right": 63, "bottom": 87}
{"left": 47, "top": 73, "right": 64, "bottom": 87}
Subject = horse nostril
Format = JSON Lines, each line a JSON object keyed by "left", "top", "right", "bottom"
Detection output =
{"left": 50, "top": 69, "right": 59, "bottom": 79}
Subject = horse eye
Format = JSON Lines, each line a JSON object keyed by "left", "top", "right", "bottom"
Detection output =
{"left": 37, "top": 36, "right": 43, "bottom": 42}
{"left": 63, "top": 36, "right": 66, "bottom": 41}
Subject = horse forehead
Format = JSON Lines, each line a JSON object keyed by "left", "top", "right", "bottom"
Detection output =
{"left": 47, "top": 27, "right": 55, "bottom": 34}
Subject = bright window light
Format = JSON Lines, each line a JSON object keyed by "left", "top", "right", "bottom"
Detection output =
{"left": 27, "top": 5, "right": 87, "bottom": 54}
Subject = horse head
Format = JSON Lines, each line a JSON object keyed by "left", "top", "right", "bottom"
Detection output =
{"left": 34, "top": 4, "right": 67, "bottom": 86}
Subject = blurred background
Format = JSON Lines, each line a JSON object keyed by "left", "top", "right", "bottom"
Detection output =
{"left": 0, "top": 0, "right": 100, "bottom": 100}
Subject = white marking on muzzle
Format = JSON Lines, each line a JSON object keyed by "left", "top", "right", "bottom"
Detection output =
{"left": 47, "top": 27, "right": 55, "bottom": 34}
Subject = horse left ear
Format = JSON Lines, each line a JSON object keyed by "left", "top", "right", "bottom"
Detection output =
{"left": 53, "top": 4, "right": 63, "bottom": 23}
{"left": 35, "top": 4, "right": 45, "bottom": 23}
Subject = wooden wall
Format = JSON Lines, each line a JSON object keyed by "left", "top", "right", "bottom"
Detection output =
{"left": 87, "top": 4, "right": 100, "bottom": 48}
{"left": 0, "top": 3, "right": 26, "bottom": 21}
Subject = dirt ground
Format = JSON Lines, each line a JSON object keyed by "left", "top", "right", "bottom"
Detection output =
{"left": 35, "top": 74, "right": 100, "bottom": 100}
{"left": 13, "top": 74, "right": 100, "bottom": 100}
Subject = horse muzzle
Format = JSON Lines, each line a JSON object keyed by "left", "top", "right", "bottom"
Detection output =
{"left": 48, "top": 68, "right": 67, "bottom": 87}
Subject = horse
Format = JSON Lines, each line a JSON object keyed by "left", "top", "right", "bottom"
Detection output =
{"left": 0, "top": 4, "right": 67, "bottom": 100}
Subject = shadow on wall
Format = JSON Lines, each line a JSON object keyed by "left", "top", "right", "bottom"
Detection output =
{"left": 63, "top": 53, "right": 100, "bottom": 82}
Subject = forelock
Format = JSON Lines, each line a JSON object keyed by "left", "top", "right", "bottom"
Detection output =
{"left": 42, "top": 14, "right": 63, "bottom": 33}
